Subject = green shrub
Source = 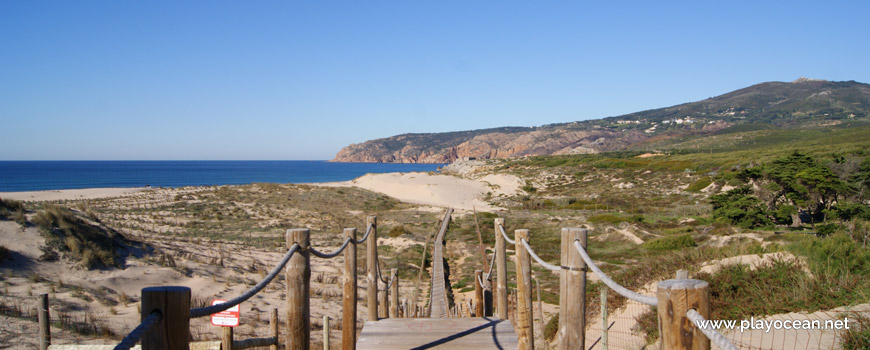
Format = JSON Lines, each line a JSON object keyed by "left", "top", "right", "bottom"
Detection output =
{"left": 387, "top": 225, "right": 406, "bottom": 238}
{"left": 588, "top": 214, "right": 629, "bottom": 224}
{"left": 842, "top": 313, "right": 870, "bottom": 350}
{"left": 33, "top": 205, "right": 124, "bottom": 269}
{"left": 815, "top": 223, "right": 842, "bottom": 237}
{"left": 642, "top": 234, "right": 696, "bottom": 251}
{"left": 710, "top": 187, "right": 772, "bottom": 228}
{"left": 544, "top": 315, "right": 558, "bottom": 341}
{"left": 686, "top": 176, "right": 713, "bottom": 192}
{"left": 0, "top": 199, "right": 24, "bottom": 220}
{"left": 787, "top": 233, "right": 870, "bottom": 274}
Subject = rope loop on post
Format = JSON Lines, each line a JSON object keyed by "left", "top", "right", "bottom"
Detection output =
{"left": 573, "top": 240, "right": 658, "bottom": 306}
{"left": 310, "top": 237, "right": 353, "bottom": 259}
{"left": 498, "top": 224, "right": 515, "bottom": 245}
{"left": 520, "top": 238, "right": 562, "bottom": 272}
{"left": 190, "top": 243, "right": 301, "bottom": 318}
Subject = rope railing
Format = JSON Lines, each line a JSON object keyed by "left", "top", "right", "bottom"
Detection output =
{"left": 573, "top": 240, "right": 658, "bottom": 306}
{"left": 113, "top": 311, "right": 162, "bottom": 350}
{"left": 310, "top": 236, "right": 353, "bottom": 259}
{"left": 483, "top": 250, "right": 496, "bottom": 280}
{"left": 520, "top": 238, "right": 562, "bottom": 272}
{"left": 686, "top": 309, "right": 739, "bottom": 350}
{"left": 498, "top": 224, "right": 515, "bottom": 245}
{"left": 354, "top": 223, "right": 373, "bottom": 244}
{"left": 190, "top": 243, "right": 301, "bottom": 318}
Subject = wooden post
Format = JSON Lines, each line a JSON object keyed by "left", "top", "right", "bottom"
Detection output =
{"left": 270, "top": 308, "right": 279, "bottom": 350}
{"left": 558, "top": 228, "right": 587, "bottom": 350}
{"left": 140, "top": 286, "right": 191, "bottom": 350}
{"left": 676, "top": 269, "right": 689, "bottom": 279}
{"left": 323, "top": 316, "right": 330, "bottom": 350}
{"left": 286, "top": 229, "right": 310, "bottom": 350}
{"left": 342, "top": 228, "right": 357, "bottom": 350}
{"left": 657, "top": 279, "right": 711, "bottom": 350}
{"left": 38, "top": 293, "right": 50, "bottom": 350}
{"left": 514, "top": 229, "right": 534, "bottom": 350}
{"left": 378, "top": 285, "right": 388, "bottom": 319}
{"left": 536, "top": 278, "right": 549, "bottom": 350}
{"left": 474, "top": 270, "right": 484, "bottom": 317}
{"left": 389, "top": 268, "right": 399, "bottom": 318}
{"left": 494, "top": 218, "right": 508, "bottom": 320}
{"left": 600, "top": 288, "right": 608, "bottom": 350}
{"left": 366, "top": 216, "right": 379, "bottom": 321}
{"left": 222, "top": 327, "right": 233, "bottom": 350}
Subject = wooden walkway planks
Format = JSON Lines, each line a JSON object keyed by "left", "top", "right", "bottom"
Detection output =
{"left": 357, "top": 318, "right": 517, "bottom": 350}
{"left": 428, "top": 208, "right": 453, "bottom": 318}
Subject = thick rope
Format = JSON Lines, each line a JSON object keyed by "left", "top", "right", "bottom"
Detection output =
{"left": 113, "top": 311, "right": 161, "bottom": 350}
{"left": 190, "top": 244, "right": 300, "bottom": 318}
{"left": 477, "top": 274, "right": 486, "bottom": 289}
{"left": 376, "top": 263, "right": 389, "bottom": 285}
{"left": 520, "top": 238, "right": 562, "bottom": 272}
{"left": 573, "top": 240, "right": 658, "bottom": 306}
{"left": 484, "top": 250, "right": 496, "bottom": 280}
{"left": 310, "top": 237, "right": 353, "bottom": 259}
{"left": 354, "top": 224, "right": 373, "bottom": 244}
{"left": 498, "top": 224, "right": 515, "bottom": 245}
{"left": 687, "top": 309, "right": 740, "bottom": 350}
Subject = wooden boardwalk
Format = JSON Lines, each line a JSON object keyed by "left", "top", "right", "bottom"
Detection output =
{"left": 356, "top": 318, "right": 517, "bottom": 350}
{"left": 428, "top": 208, "right": 452, "bottom": 318}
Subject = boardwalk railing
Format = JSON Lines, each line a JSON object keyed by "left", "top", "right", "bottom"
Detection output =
{"left": 64, "top": 213, "right": 748, "bottom": 350}
{"left": 111, "top": 215, "right": 405, "bottom": 350}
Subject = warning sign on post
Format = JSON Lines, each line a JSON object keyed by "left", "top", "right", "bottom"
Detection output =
{"left": 210, "top": 299, "right": 240, "bottom": 327}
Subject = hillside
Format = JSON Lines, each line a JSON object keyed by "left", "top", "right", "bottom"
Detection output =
{"left": 332, "top": 78, "right": 870, "bottom": 163}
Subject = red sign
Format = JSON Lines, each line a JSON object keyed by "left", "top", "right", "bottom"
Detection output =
{"left": 210, "top": 299, "right": 240, "bottom": 327}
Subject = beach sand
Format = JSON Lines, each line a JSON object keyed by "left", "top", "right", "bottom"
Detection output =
{"left": 0, "top": 187, "right": 147, "bottom": 201}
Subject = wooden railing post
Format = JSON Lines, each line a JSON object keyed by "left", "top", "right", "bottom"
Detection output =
{"left": 323, "top": 316, "right": 330, "bottom": 350}
{"left": 141, "top": 286, "right": 191, "bottom": 350}
{"left": 676, "top": 269, "right": 689, "bottom": 279}
{"left": 270, "top": 308, "right": 279, "bottom": 350}
{"left": 558, "top": 228, "right": 587, "bottom": 350}
{"left": 38, "top": 293, "right": 50, "bottom": 350}
{"left": 494, "top": 218, "right": 507, "bottom": 320}
{"left": 378, "top": 286, "right": 388, "bottom": 319}
{"left": 366, "top": 216, "right": 379, "bottom": 321}
{"left": 342, "top": 228, "right": 357, "bottom": 350}
{"left": 657, "top": 279, "right": 711, "bottom": 350}
{"left": 514, "top": 229, "right": 534, "bottom": 350}
{"left": 389, "top": 268, "right": 399, "bottom": 318}
{"left": 222, "top": 327, "right": 234, "bottom": 350}
{"left": 286, "top": 229, "right": 310, "bottom": 350}
{"left": 474, "top": 270, "right": 484, "bottom": 317}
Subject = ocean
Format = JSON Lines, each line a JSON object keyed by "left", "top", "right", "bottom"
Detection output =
{"left": 0, "top": 161, "right": 445, "bottom": 192}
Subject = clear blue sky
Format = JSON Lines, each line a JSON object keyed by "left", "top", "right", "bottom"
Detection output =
{"left": 2, "top": 1, "right": 868, "bottom": 160}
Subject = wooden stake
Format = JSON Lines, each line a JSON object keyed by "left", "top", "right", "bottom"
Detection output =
{"left": 323, "top": 316, "right": 330, "bottom": 350}
{"left": 474, "top": 270, "right": 484, "bottom": 317}
{"left": 270, "top": 308, "right": 279, "bottom": 350}
{"left": 286, "top": 229, "right": 310, "bottom": 350}
{"left": 494, "top": 218, "right": 508, "bottom": 320}
{"left": 514, "top": 229, "right": 534, "bottom": 350}
{"left": 558, "top": 228, "right": 586, "bottom": 350}
{"left": 366, "top": 216, "right": 379, "bottom": 321}
{"left": 379, "top": 285, "right": 388, "bottom": 319}
{"left": 601, "top": 288, "right": 608, "bottom": 350}
{"left": 38, "top": 294, "right": 50, "bottom": 350}
{"left": 657, "top": 279, "right": 711, "bottom": 350}
{"left": 222, "top": 327, "right": 233, "bottom": 350}
{"left": 389, "top": 268, "right": 399, "bottom": 318}
{"left": 342, "top": 228, "right": 357, "bottom": 350}
{"left": 140, "top": 286, "right": 190, "bottom": 350}
{"left": 536, "top": 278, "right": 549, "bottom": 350}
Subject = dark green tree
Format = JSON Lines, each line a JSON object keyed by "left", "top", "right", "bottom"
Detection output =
{"left": 711, "top": 187, "right": 772, "bottom": 228}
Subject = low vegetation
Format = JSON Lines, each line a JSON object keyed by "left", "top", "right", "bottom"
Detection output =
{"left": 32, "top": 205, "right": 128, "bottom": 269}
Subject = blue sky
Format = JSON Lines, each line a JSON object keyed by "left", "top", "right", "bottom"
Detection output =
{"left": 2, "top": 1, "right": 868, "bottom": 160}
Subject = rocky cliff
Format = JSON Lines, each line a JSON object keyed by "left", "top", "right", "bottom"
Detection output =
{"left": 332, "top": 79, "right": 870, "bottom": 163}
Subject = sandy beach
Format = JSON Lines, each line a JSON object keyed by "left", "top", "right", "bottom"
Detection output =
{"left": 0, "top": 187, "right": 147, "bottom": 202}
